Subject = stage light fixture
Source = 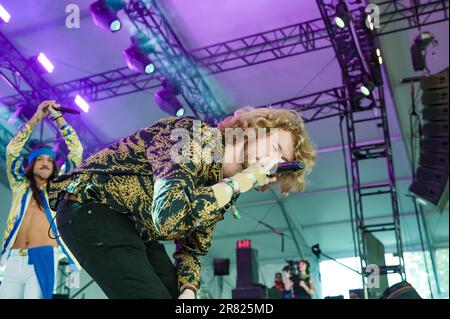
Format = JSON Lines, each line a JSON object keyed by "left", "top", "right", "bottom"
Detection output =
{"left": 410, "top": 31, "right": 438, "bottom": 71}
{"left": 360, "top": 81, "right": 375, "bottom": 96}
{"left": 154, "top": 79, "right": 185, "bottom": 117}
{"left": 0, "top": 4, "right": 11, "bottom": 23}
{"left": 124, "top": 46, "right": 154, "bottom": 74}
{"left": 311, "top": 244, "right": 321, "bottom": 258}
{"left": 75, "top": 95, "right": 90, "bottom": 113}
{"left": 37, "top": 53, "right": 54, "bottom": 73}
{"left": 334, "top": 1, "right": 352, "bottom": 29}
{"left": 29, "top": 53, "right": 54, "bottom": 74}
{"left": 89, "top": 0, "right": 124, "bottom": 32}
{"left": 124, "top": 32, "right": 156, "bottom": 74}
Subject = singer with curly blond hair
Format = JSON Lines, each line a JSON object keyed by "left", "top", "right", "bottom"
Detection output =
{"left": 48, "top": 106, "right": 316, "bottom": 299}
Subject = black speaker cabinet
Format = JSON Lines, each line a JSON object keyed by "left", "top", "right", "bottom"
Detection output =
{"left": 236, "top": 248, "right": 259, "bottom": 288}
{"left": 410, "top": 68, "right": 449, "bottom": 212}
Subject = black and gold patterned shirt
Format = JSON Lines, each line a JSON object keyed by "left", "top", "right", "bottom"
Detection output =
{"left": 48, "top": 117, "right": 232, "bottom": 292}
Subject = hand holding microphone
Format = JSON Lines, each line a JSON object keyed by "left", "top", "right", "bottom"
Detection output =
{"left": 212, "top": 160, "right": 273, "bottom": 208}
{"left": 213, "top": 158, "right": 305, "bottom": 208}
{"left": 34, "top": 100, "right": 55, "bottom": 121}
{"left": 36, "top": 100, "right": 81, "bottom": 121}
{"left": 231, "top": 157, "right": 305, "bottom": 193}
{"left": 234, "top": 157, "right": 278, "bottom": 192}
{"left": 48, "top": 103, "right": 63, "bottom": 121}
{"left": 47, "top": 103, "right": 81, "bottom": 120}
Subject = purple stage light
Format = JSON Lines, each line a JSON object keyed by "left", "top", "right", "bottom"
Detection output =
{"left": 75, "top": 95, "right": 90, "bottom": 112}
{"left": 124, "top": 45, "right": 155, "bottom": 74}
{"left": 0, "top": 4, "right": 11, "bottom": 23}
{"left": 154, "top": 90, "right": 185, "bottom": 117}
{"left": 89, "top": 0, "right": 124, "bottom": 32}
{"left": 37, "top": 53, "right": 54, "bottom": 73}
{"left": 154, "top": 78, "right": 185, "bottom": 116}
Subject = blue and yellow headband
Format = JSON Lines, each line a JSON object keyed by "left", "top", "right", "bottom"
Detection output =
{"left": 28, "top": 148, "right": 56, "bottom": 166}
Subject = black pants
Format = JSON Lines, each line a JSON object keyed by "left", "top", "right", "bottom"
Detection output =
{"left": 56, "top": 199, "right": 178, "bottom": 299}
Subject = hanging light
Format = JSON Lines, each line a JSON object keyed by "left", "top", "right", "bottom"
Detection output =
{"left": 124, "top": 32, "right": 156, "bottom": 74}
{"left": 360, "top": 81, "right": 375, "bottom": 96}
{"left": 75, "top": 95, "right": 90, "bottom": 113}
{"left": 334, "top": 1, "right": 352, "bottom": 29}
{"left": 154, "top": 79, "right": 185, "bottom": 117}
{"left": 89, "top": 0, "right": 124, "bottom": 32}
{"left": 0, "top": 4, "right": 11, "bottom": 23}
{"left": 36, "top": 53, "right": 55, "bottom": 73}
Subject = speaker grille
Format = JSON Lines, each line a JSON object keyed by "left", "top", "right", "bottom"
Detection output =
{"left": 410, "top": 69, "right": 449, "bottom": 211}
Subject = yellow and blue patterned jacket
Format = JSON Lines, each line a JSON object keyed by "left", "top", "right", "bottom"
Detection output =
{"left": 1, "top": 122, "right": 83, "bottom": 271}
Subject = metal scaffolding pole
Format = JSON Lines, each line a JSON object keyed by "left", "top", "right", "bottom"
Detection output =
{"left": 317, "top": 0, "right": 407, "bottom": 298}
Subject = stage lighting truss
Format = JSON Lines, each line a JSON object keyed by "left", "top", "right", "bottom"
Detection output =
{"left": 318, "top": 0, "right": 408, "bottom": 296}
{"left": 123, "top": 0, "right": 228, "bottom": 119}
{"left": 1, "top": 0, "right": 447, "bottom": 149}
{"left": 0, "top": 31, "right": 103, "bottom": 156}
{"left": 261, "top": 87, "right": 348, "bottom": 123}
{"left": 318, "top": 0, "right": 386, "bottom": 111}
{"left": 3, "top": 1, "right": 447, "bottom": 119}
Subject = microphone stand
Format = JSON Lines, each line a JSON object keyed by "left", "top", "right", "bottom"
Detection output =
{"left": 312, "top": 244, "right": 362, "bottom": 275}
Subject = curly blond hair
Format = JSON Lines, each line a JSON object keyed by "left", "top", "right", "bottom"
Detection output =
{"left": 218, "top": 106, "right": 316, "bottom": 194}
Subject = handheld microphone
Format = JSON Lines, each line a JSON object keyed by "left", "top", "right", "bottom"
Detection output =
{"left": 57, "top": 106, "right": 81, "bottom": 115}
{"left": 270, "top": 161, "right": 305, "bottom": 175}
{"left": 232, "top": 161, "right": 304, "bottom": 221}
{"left": 44, "top": 104, "right": 81, "bottom": 115}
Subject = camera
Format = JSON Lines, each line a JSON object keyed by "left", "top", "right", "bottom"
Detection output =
{"left": 282, "top": 260, "right": 299, "bottom": 276}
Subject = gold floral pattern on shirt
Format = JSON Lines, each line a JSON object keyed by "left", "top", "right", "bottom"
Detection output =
{"left": 48, "top": 117, "right": 229, "bottom": 291}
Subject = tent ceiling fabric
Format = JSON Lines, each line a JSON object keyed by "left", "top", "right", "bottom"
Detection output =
{"left": 0, "top": 0, "right": 448, "bottom": 261}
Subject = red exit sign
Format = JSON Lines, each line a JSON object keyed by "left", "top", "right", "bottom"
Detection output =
{"left": 237, "top": 240, "right": 251, "bottom": 249}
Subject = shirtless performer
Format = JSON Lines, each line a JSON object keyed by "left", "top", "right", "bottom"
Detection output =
{"left": 0, "top": 100, "right": 83, "bottom": 299}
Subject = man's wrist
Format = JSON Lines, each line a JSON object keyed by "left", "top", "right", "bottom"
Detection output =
{"left": 180, "top": 284, "right": 197, "bottom": 294}
{"left": 49, "top": 111, "right": 63, "bottom": 120}
{"left": 221, "top": 178, "right": 240, "bottom": 194}
{"left": 179, "top": 285, "right": 197, "bottom": 299}
{"left": 182, "top": 288, "right": 196, "bottom": 294}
